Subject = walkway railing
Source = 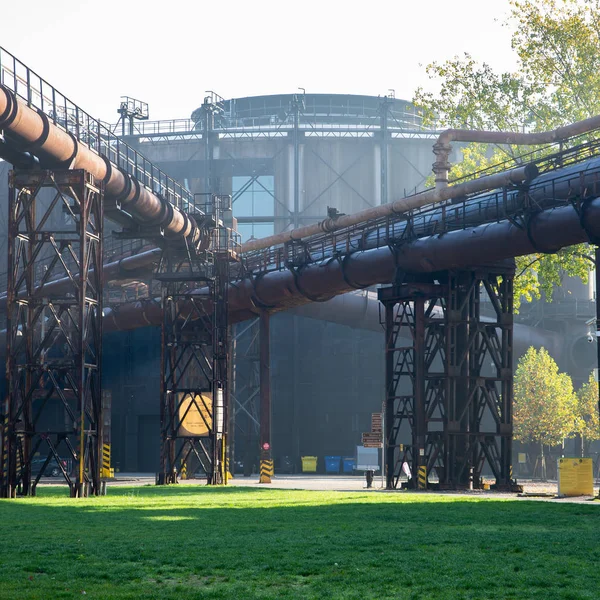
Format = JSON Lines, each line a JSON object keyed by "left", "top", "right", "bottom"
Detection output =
{"left": 0, "top": 46, "right": 194, "bottom": 212}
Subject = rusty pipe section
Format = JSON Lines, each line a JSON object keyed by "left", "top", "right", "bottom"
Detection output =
{"left": 241, "top": 163, "right": 537, "bottom": 253}
{"left": 433, "top": 115, "right": 600, "bottom": 189}
{"left": 0, "top": 85, "right": 199, "bottom": 243}
{"left": 102, "top": 156, "right": 600, "bottom": 330}
{"left": 228, "top": 200, "right": 600, "bottom": 317}
{"left": 0, "top": 247, "right": 161, "bottom": 311}
{"left": 102, "top": 197, "right": 600, "bottom": 331}
{"left": 2, "top": 288, "right": 563, "bottom": 368}
{"left": 99, "top": 289, "right": 563, "bottom": 364}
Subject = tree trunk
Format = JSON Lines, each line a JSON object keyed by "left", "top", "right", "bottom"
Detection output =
{"left": 574, "top": 434, "right": 584, "bottom": 458}
{"left": 540, "top": 442, "right": 547, "bottom": 482}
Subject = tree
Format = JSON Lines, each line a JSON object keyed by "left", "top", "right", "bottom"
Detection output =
{"left": 513, "top": 347, "right": 577, "bottom": 477}
{"left": 575, "top": 372, "right": 600, "bottom": 455}
{"left": 413, "top": 0, "right": 600, "bottom": 307}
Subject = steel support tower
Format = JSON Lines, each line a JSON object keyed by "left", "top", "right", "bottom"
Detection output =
{"left": 1, "top": 169, "right": 104, "bottom": 498}
{"left": 379, "top": 265, "right": 517, "bottom": 491}
{"left": 156, "top": 195, "right": 238, "bottom": 485}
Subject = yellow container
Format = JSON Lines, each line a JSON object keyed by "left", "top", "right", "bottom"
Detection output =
{"left": 558, "top": 458, "right": 594, "bottom": 497}
{"left": 301, "top": 456, "right": 318, "bottom": 473}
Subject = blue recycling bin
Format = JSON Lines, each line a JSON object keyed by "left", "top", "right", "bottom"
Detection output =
{"left": 342, "top": 457, "right": 355, "bottom": 474}
{"left": 325, "top": 456, "right": 341, "bottom": 474}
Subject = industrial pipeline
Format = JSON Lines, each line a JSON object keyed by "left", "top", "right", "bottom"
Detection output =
{"left": 32, "top": 141, "right": 592, "bottom": 334}
{"left": 432, "top": 115, "right": 600, "bottom": 188}
{"left": 0, "top": 84, "right": 205, "bottom": 246}
{"left": 223, "top": 151, "right": 600, "bottom": 320}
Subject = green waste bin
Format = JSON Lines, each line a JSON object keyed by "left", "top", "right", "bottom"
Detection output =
{"left": 301, "top": 456, "right": 317, "bottom": 473}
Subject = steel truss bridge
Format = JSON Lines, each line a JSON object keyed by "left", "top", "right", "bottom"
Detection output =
{"left": 1, "top": 45, "right": 600, "bottom": 496}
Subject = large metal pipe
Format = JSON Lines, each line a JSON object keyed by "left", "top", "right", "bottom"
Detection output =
{"left": 1, "top": 285, "right": 563, "bottom": 373}
{"left": 0, "top": 247, "right": 161, "bottom": 312}
{"left": 289, "top": 290, "right": 563, "bottom": 360}
{"left": 0, "top": 85, "right": 200, "bottom": 243}
{"left": 241, "top": 163, "right": 537, "bottom": 253}
{"left": 101, "top": 198, "right": 598, "bottom": 331}
{"left": 99, "top": 287, "right": 563, "bottom": 365}
{"left": 433, "top": 115, "right": 600, "bottom": 188}
{"left": 359, "top": 153, "right": 600, "bottom": 254}
{"left": 226, "top": 198, "right": 600, "bottom": 318}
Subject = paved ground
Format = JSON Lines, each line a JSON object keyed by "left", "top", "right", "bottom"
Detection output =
{"left": 31, "top": 472, "right": 600, "bottom": 503}
{"left": 100, "top": 473, "right": 599, "bottom": 503}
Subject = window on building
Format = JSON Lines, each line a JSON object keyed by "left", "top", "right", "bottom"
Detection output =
{"left": 232, "top": 176, "right": 275, "bottom": 242}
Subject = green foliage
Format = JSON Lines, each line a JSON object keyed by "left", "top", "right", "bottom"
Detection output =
{"left": 515, "top": 245, "right": 594, "bottom": 306}
{"left": 414, "top": 0, "right": 600, "bottom": 308}
{"left": 1, "top": 486, "right": 600, "bottom": 599}
{"left": 575, "top": 372, "right": 600, "bottom": 446}
{"left": 513, "top": 347, "right": 577, "bottom": 445}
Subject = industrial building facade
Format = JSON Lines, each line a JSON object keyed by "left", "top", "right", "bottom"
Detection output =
{"left": 0, "top": 89, "right": 596, "bottom": 477}
{"left": 96, "top": 93, "right": 440, "bottom": 473}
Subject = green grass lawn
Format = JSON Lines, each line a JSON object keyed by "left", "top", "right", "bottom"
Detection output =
{"left": 0, "top": 486, "right": 599, "bottom": 599}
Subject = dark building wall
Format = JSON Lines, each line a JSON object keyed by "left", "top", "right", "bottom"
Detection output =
{"left": 100, "top": 315, "right": 383, "bottom": 473}
{"left": 103, "top": 327, "right": 161, "bottom": 472}
{"left": 270, "top": 314, "right": 384, "bottom": 471}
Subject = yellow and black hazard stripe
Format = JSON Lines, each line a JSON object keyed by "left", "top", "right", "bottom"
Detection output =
{"left": 259, "top": 459, "right": 274, "bottom": 484}
{"left": 418, "top": 465, "right": 427, "bottom": 489}
{"left": 179, "top": 459, "right": 187, "bottom": 480}
{"left": 100, "top": 443, "right": 111, "bottom": 478}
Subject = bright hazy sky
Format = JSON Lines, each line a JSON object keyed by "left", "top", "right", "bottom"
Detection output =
{"left": 2, "top": 0, "right": 517, "bottom": 123}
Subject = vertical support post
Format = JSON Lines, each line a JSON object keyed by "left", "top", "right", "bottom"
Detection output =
{"left": 498, "top": 273, "right": 514, "bottom": 487}
{"left": 293, "top": 98, "right": 300, "bottom": 229}
{"left": 414, "top": 297, "right": 426, "bottom": 482}
{"left": 379, "top": 97, "right": 389, "bottom": 206}
{"left": 203, "top": 101, "right": 213, "bottom": 195}
{"left": 229, "top": 327, "right": 237, "bottom": 475}
{"left": 595, "top": 248, "right": 600, "bottom": 495}
{"left": 384, "top": 302, "right": 395, "bottom": 490}
{"left": 158, "top": 275, "right": 178, "bottom": 486}
{"left": 212, "top": 255, "right": 231, "bottom": 485}
{"left": 259, "top": 310, "right": 273, "bottom": 483}
{"left": 1, "top": 169, "right": 103, "bottom": 498}
{"left": 446, "top": 272, "right": 472, "bottom": 488}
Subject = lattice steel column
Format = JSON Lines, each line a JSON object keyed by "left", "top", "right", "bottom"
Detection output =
{"left": 1, "top": 169, "right": 103, "bottom": 498}
{"left": 157, "top": 195, "right": 237, "bottom": 486}
{"left": 379, "top": 266, "right": 517, "bottom": 491}
{"left": 380, "top": 282, "right": 445, "bottom": 490}
{"left": 212, "top": 253, "right": 231, "bottom": 484}
{"left": 443, "top": 269, "right": 516, "bottom": 489}
{"left": 157, "top": 249, "right": 217, "bottom": 485}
